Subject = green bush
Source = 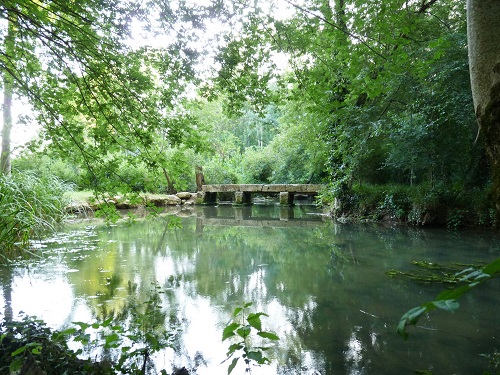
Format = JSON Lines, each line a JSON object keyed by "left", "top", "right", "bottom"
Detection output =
{"left": 12, "top": 153, "right": 82, "bottom": 188}
{"left": 241, "top": 146, "right": 274, "bottom": 183}
{"left": 330, "top": 183, "right": 494, "bottom": 227}
{"left": 203, "top": 159, "right": 241, "bottom": 184}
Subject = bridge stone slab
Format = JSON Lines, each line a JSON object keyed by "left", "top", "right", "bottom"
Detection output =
{"left": 201, "top": 184, "right": 323, "bottom": 205}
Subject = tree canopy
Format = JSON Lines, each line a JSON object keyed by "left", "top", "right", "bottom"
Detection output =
{"left": 1, "top": 0, "right": 211, "bottom": 190}
{"left": 2, "top": 0, "right": 497, "bottom": 224}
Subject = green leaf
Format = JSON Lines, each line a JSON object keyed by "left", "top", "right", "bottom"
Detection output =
{"left": 102, "top": 317, "right": 113, "bottom": 327}
{"left": 232, "top": 307, "right": 243, "bottom": 317}
{"left": 247, "top": 312, "right": 265, "bottom": 331}
{"left": 31, "top": 345, "right": 42, "bottom": 355}
{"left": 237, "top": 325, "right": 251, "bottom": 338}
{"left": 431, "top": 299, "right": 459, "bottom": 313}
{"left": 9, "top": 357, "right": 23, "bottom": 372}
{"left": 59, "top": 327, "right": 77, "bottom": 336}
{"left": 104, "top": 333, "right": 121, "bottom": 348}
{"left": 111, "top": 325, "right": 124, "bottom": 332}
{"left": 460, "top": 270, "right": 490, "bottom": 283}
{"left": 226, "top": 343, "right": 243, "bottom": 356}
{"left": 397, "top": 306, "right": 427, "bottom": 339}
{"left": 482, "top": 258, "right": 500, "bottom": 276}
{"left": 72, "top": 321, "right": 90, "bottom": 331}
{"left": 246, "top": 350, "right": 264, "bottom": 363}
{"left": 222, "top": 323, "right": 240, "bottom": 341}
{"left": 435, "top": 284, "right": 470, "bottom": 301}
{"left": 227, "top": 357, "right": 239, "bottom": 374}
{"left": 257, "top": 331, "right": 279, "bottom": 340}
{"left": 11, "top": 346, "right": 27, "bottom": 356}
{"left": 74, "top": 332, "right": 91, "bottom": 345}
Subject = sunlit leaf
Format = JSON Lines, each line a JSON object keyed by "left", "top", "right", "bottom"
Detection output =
{"left": 10, "top": 346, "right": 27, "bottom": 356}
{"left": 222, "top": 323, "right": 239, "bottom": 341}
{"left": 247, "top": 312, "right": 267, "bottom": 331}
{"left": 55, "top": 328, "right": 77, "bottom": 338}
{"left": 102, "top": 317, "right": 113, "bottom": 327}
{"left": 31, "top": 345, "right": 42, "bottom": 355}
{"left": 232, "top": 307, "right": 243, "bottom": 317}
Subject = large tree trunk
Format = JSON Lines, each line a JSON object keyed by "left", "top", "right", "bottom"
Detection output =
{"left": 1, "top": 13, "right": 15, "bottom": 176}
{"left": 1, "top": 79, "right": 13, "bottom": 176}
{"left": 467, "top": 0, "right": 500, "bottom": 213}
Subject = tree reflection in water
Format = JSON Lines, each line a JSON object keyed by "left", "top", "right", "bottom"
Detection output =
{"left": 0, "top": 205, "right": 499, "bottom": 374}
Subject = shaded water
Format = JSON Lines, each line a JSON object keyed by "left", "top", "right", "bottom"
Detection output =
{"left": 1, "top": 204, "right": 500, "bottom": 374}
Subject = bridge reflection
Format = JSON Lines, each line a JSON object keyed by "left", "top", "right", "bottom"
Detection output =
{"left": 195, "top": 205, "right": 326, "bottom": 231}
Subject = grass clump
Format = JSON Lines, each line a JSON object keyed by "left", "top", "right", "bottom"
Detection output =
{"left": 0, "top": 172, "right": 70, "bottom": 260}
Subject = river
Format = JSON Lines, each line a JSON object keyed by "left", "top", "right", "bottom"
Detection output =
{"left": 1, "top": 204, "right": 499, "bottom": 374}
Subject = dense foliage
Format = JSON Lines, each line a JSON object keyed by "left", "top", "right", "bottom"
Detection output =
{"left": 204, "top": 0, "right": 491, "bottom": 224}
{"left": 1, "top": 0, "right": 495, "bottom": 226}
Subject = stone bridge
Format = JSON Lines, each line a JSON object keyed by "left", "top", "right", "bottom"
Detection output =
{"left": 198, "top": 184, "right": 324, "bottom": 206}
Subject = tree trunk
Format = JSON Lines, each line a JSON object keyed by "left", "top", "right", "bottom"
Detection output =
{"left": 468, "top": 0, "right": 500, "bottom": 215}
{"left": 1, "top": 12, "right": 15, "bottom": 176}
{"left": 162, "top": 167, "right": 177, "bottom": 194}
{"left": 195, "top": 165, "right": 205, "bottom": 191}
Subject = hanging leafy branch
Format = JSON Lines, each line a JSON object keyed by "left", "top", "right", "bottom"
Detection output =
{"left": 397, "top": 257, "right": 500, "bottom": 339}
{"left": 1, "top": 0, "right": 212, "bottom": 190}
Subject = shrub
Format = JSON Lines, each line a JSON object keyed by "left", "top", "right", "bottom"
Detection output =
{"left": 12, "top": 153, "right": 82, "bottom": 188}
{"left": 241, "top": 146, "right": 274, "bottom": 183}
{"left": 329, "top": 183, "right": 494, "bottom": 227}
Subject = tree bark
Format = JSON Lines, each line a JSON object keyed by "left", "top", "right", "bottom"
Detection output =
{"left": 162, "top": 167, "right": 177, "bottom": 194}
{"left": 467, "top": 0, "right": 500, "bottom": 212}
{"left": 195, "top": 165, "right": 205, "bottom": 191}
{"left": 1, "top": 12, "right": 15, "bottom": 176}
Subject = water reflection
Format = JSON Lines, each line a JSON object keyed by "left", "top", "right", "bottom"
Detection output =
{"left": 1, "top": 205, "right": 499, "bottom": 374}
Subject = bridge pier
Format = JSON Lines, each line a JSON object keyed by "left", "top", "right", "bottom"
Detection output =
{"left": 200, "top": 184, "right": 323, "bottom": 206}
{"left": 234, "top": 191, "right": 252, "bottom": 206}
{"left": 279, "top": 192, "right": 294, "bottom": 206}
{"left": 202, "top": 192, "right": 218, "bottom": 205}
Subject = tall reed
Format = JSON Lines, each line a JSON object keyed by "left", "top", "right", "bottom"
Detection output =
{"left": 0, "top": 173, "right": 70, "bottom": 260}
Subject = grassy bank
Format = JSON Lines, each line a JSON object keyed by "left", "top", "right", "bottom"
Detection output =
{"left": 0, "top": 173, "right": 70, "bottom": 260}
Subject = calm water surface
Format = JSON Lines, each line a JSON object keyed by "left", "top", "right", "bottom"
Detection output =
{"left": 1, "top": 204, "right": 500, "bottom": 374}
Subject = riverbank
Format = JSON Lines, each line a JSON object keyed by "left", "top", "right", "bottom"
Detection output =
{"left": 64, "top": 183, "right": 498, "bottom": 229}
{"left": 326, "top": 183, "right": 497, "bottom": 229}
{"left": 64, "top": 191, "right": 198, "bottom": 214}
